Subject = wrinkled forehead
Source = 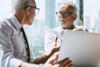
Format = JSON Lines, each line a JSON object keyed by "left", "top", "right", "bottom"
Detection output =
{"left": 59, "top": 3, "right": 76, "bottom": 12}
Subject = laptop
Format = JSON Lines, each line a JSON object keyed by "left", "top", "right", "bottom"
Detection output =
{"left": 58, "top": 30, "right": 100, "bottom": 67}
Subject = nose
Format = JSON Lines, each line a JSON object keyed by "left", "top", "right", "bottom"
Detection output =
{"left": 59, "top": 15, "right": 66, "bottom": 21}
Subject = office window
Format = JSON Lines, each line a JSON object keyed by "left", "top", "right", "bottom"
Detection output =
{"left": 84, "top": 0, "right": 100, "bottom": 33}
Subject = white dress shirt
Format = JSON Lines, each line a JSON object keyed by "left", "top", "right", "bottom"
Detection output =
{"left": 0, "top": 16, "right": 33, "bottom": 67}
{"left": 44, "top": 26, "right": 85, "bottom": 53}
{"left": 45, "top": 27, "right": 64, "bottom": 53}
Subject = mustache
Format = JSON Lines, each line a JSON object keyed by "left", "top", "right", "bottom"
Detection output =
{"left": 59, "top": 20, "right": 66, "bottom": 22}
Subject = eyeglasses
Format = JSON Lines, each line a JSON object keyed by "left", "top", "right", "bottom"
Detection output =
{"left": 27, "top": 6, "right": 40, "bottom": 14}
{"left": 56, "top": 12, "right": 76, "bottom": 17}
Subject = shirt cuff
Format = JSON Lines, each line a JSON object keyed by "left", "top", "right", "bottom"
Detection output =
{"left": 39, "top": 64, "right": 44, "bottom": 67}
{"left": 10, "top": 58, "right": 23, "bottom": 67}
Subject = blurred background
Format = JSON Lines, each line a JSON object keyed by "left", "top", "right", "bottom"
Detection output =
{"left": 0, "top": 0, "right": 100, "bottom": 57}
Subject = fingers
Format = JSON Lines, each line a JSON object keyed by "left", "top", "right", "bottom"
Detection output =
{"left": 47, "top": 37, "right": 60, "bottom": 57}
{"left": 54, "top": 36, "right": 60, "bottom": 48}
{"left": 47, "top": 52, "right": 59, "bottom": 65}
{"left": 59, "top": 58, "right": 74, "bottom": 67}
{"left": 63, "top": 59, "right": 73, "bottom": 67}
{"left": 55, "top": 36, "right": 58, "bottom": 43}
{"left": 54, "top": 36, "right": 58, "bottom": 46}
{"left": 52, "top": 36, "right": 60, "bottom": 53}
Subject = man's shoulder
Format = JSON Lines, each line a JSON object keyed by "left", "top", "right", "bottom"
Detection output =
{"left": 46, "top": 27, "right": 63, "bottom": 36}
{"left": 0, "top": 17, "right": 13, "bottom": 30}
{"left": 47, "top": 27, "right": 61, "bottom": 33}
{"left": 53, "top": 27, "right": 64, "bottom": 33}
{"left": 0, "top": 17, "right": 12, "bottom": 25}
{"left": 53, "top": 27, "right": 62, "bottom": 30}
{"left": 74, "top": 26, "right": 87, "bottom": 31}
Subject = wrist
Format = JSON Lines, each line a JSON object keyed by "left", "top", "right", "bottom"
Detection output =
{"left": 45, "top": 51, "right": 52, "bottom": 59}
{"left": 19, "top": 62, "right": 39, "bottom": 67}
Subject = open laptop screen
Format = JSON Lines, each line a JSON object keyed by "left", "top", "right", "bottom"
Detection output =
{"left": 58, "top": 30, "right": 100, "bottom": 67}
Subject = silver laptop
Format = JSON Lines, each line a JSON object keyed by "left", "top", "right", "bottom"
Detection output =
{"left": 58, "top": 30, "right": 100, "bottom": 67}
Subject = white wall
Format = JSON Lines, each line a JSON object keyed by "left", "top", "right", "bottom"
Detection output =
{"left": 0, "top": 0, "right": 12, "bottom": 20}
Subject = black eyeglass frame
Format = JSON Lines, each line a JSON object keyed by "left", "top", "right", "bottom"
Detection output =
{"left": 56, "top": 12, "right": 76, "bottom": 17}
{"left": 24, "top": 6, "right": 40, "bottom": 14}
{"left": 28, "top": 6, "right": 40, "bottom": 11}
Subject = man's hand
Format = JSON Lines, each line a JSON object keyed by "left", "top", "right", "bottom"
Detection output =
{"left": 46, "top": 37, "right": 60, "bottom": 58}
{"left": 31, "top": 37, "right": 60, "bottom": 64}
{"left": 44, "top": 52, "right": 74, "bottom": 67}
{"left": 58, "top": 58, "right": 73, "bottom": 67}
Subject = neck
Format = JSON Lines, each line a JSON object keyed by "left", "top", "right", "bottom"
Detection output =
{"left": 63, "top": 25, "right": 75, "bottom": 30}
{"left": 14, "top": 11, "right": 24, "bottom": 25}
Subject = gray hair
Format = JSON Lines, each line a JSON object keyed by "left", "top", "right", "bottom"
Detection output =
{"left": 12, "top": 0, "right": 36, "bottom": 11}
{"left": 59, "top": 2, "right": 77, "bottom": 12}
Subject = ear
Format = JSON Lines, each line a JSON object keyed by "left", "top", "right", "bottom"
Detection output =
{"left": 25, "top": 7, "right": 31, "bottom": 15}
{"left": 74, "top": 14, "right": 77, "bottom": 20}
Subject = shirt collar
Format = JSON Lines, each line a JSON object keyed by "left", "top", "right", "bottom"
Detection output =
{"left": 60, "top": 26, "right": 76, "bottom": 31}
{"left": 11, "top": 15, "right": 22, "bottom": 30}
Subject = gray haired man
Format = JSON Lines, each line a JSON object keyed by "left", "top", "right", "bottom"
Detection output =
{"left": 0, "top": 0, "right": 73, "bottom": 67}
